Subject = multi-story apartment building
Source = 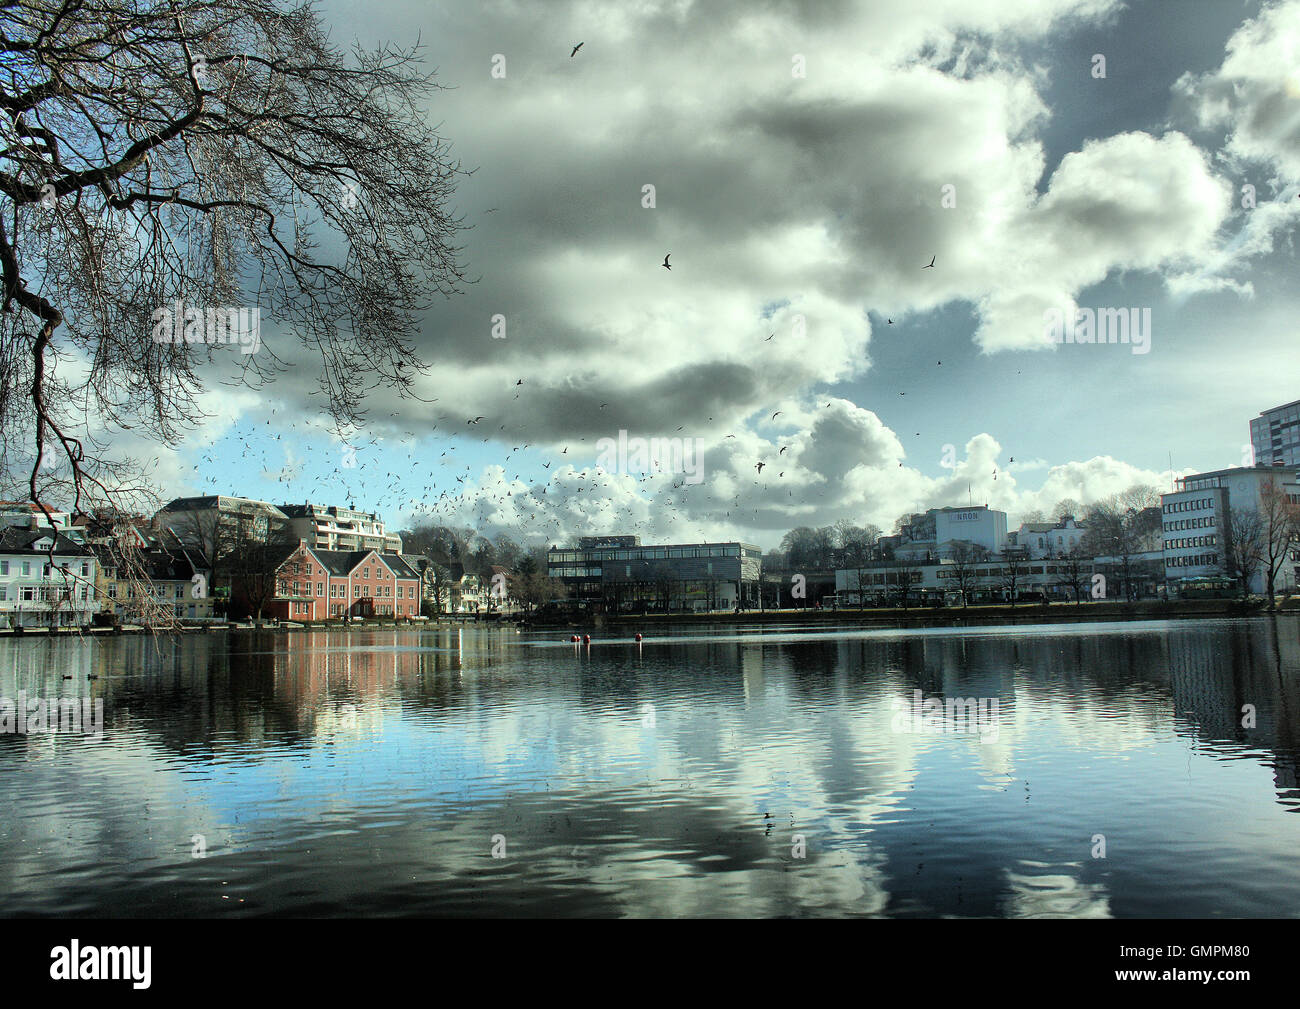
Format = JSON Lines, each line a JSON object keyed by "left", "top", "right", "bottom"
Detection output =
{"left": 279, "top": 503, "right": 403, "bottom": 554}
{"left": 1250, "top": 400, "right": 1300, "bottom": 468}
{"left": 264, "top": 544, "right": 421, "bottom": 621}
{"left": 0, "top": 526, "right": 98, "bottom": 627}
{"left": 548, "top": 535, "right": 762, "bottom": 610}
{"left": 1161, "top": 466, "right": 1300, "bottom": 595}
{"left": 157, "top": 495, "right": 290, "bottom": 545}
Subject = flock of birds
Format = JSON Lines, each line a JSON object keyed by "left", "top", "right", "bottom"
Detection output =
{"left": 189, "top": 41, "right": 983, "bottom": 543}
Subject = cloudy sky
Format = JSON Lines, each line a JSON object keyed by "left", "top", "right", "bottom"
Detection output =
{"left": 156, "top": 0, "right": 1300, "bottom": 549}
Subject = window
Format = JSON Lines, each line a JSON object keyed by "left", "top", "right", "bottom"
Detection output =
{"left": 21, "top": 561, "right": 30, "bottom": 576}
{"left": 316, "top": 582, "right": 324, "bottom": 596}
{"left": 354, "top": 585, "right": 361, "bottom": 597}
{"left": 0, "top": 561, "right": 5, "bottom": 575}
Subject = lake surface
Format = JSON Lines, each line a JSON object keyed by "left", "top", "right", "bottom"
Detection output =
{"left": 1, "top": 617, "right": 1298, "bottom": 917}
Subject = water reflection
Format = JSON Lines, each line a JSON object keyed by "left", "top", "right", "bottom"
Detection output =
{"left": 0, "top": 618, "right": 1297, "bottom": 917}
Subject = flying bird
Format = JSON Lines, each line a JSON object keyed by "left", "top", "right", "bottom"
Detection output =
{"left": 771, "top": 411, "right": 782, "bottom": 420}
{"left": 570, "top": 42, "right": 583, "bottom": 57}
{"left": 923, "top": 255, "right": 935, "bottom": 269}
{"left": 662, "top": 253, "right": 671, "bottom": 270}
{"left": 468, "top": 417, "right": 483, "bottom": 424}
{"left": 765, "top": 333, "right": 774, "bottom": 341}
{"left": 887, "top": 319, "right": 893, "bottom": 325}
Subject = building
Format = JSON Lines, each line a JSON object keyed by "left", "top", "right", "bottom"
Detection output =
{"left": 1009, "top": 516, "right": 1087, "bottom": 559}
{"left": 93, "top": 534, "right": 215, "bottom": 622}
{"left": 0, "top": 526, "right": 98, "bottom": 627}
{"left": 1161, "top": 466, "right": 1300, "bottom": 596}
{"left": 279, "top": 503, "right": 403, "bottom": 554}
{"left": 1250, "top": 400, "right": 1300, "bottom": 468}
{"left": 548, "top": 536, "right": 762, "bottom": 610}
{"left": 934, "top": 505, "right": 1008, "bottom": 555}
{"left": 262, "top": 544, "right": 422, "bottom": 621}
{"left": 157, "top": 495, "right": 290, "bottom": 545}
{"left": 0, "top": 500, "right": 87, "bottom": 544}
{"left": 835, "top": 554, "right": 1098, "bottom": 606}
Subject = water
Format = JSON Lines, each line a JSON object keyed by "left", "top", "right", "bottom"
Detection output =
{"left": 1, "top": 617, "right": 1297, "bottom": 917}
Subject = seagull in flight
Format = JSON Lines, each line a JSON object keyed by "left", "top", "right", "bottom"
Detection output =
{"left": 570, "top": 42, "right": 584, "bottom": 57}
{"left": 468, "top": 417, "right": 483, "bottom": 424}
{"left": 662, "top": 253, "right": 671, "bottom": 270}
{"left": 765, "top": 333, "right": 774, "bottom": 341}
{"left": 923, "top": 255, "right": 935, "bottom": 269}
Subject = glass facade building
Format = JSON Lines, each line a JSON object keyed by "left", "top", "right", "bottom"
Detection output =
{"left": 1250, "top": 400, "right": 1300, "bottom": 468}
{"left": 548, "top": 536, "right": 762, "bottom": 609}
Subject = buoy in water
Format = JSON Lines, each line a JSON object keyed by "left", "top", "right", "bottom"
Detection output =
{"left": 635, "top": 633, "right": 643, "bottom": 642}
{"left": 583, "top": 634, "right": 591, "bottom": 644}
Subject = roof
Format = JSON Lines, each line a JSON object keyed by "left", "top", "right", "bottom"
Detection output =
{"left": 0, "top": 527, "right": 91, "bottom": 555}
{"left": 293, "top": 546, "right": 420, "bottom": 580}
{"left": 141, "top": 549, "right": 200, "bottom": 581}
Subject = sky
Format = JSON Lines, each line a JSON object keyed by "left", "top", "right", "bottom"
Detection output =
{"left": 137, "top": 0, "right": 1300, "bottom": 550}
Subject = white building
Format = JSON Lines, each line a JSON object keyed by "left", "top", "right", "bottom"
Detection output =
{"left": 158, "top": 494, "right": 290, "bottom": 543}
{"left": 934, "top": 506, "right": 1008, "bottom": 555}
{"left": 1161, "top": 466, "right": 1300, "bottom": 595}
{"left": 1011, "top": 516, "right": 1087, "bottom": 559}
{"left": 0, "top": 527, "right": 98, "bottom": 628}
{"left": 280, "top": 503, "right": 402, "bottom": 554}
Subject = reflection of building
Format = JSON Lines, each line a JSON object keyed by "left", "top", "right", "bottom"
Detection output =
{"left": 0, "top": 527, "right": 97, "bottom": 627}
{"left": 548, "top": 535, "right": 762, "bottom": 610}
{"left": 279, "top": 503, "right": 402, "bottom": 553}
{"left": 1250, "top": 399, "right": 1300, "bottom": 468}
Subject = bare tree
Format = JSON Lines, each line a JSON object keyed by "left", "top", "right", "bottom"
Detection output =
{"left": 1258, "top": 481, "right": 1300, "bottom": 609}
{"left": 1056, "top": 545, "right": 1090, "bottom": 605}
{"left": 0, "top": 0, "right": 466, "bottom": 523}
{"left": 226, "top": 512, "right": 295, "bottom": 619}
{"left": 997, "top": 553, "right": 1029, "bottom": 607}
{"left": 1222, "top": 506, "right": 1265, "bottom": 602}
{"left": 944, "top": 540, "right": 986, "bottom": 608}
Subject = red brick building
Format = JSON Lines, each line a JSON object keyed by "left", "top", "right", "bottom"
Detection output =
{"left": 269, "top": 544, "right": 422, "bottom": 620}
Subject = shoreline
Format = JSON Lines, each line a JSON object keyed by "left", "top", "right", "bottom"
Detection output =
{"left": 2, "top": 598, "right": 1295, "bottom": 638}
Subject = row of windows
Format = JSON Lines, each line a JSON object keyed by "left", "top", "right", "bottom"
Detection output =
{"left": 1167, "top": 536, "right": 1216, "bottom": 549}
{"left": 1164, "top": 498, "right": 1214, "bottom": 512}
{"left": 320, "top": 602, "right": 414, "bottom": 616}
{"left": 1167, "top": 517, "right": 1213, "bottom": 531}
{"left": 1169, "top": 554, "right": 1217, "bottom": 567}
{"left": 551, "top": 546, "right": 742, "bottom": 562}
{"left": 279, "top": 580, "right": 415, "bottom": 598}
{"left": 0, "top": 586, "right": 91, "bottom": 601}
{"left": 0, "top": 560, "right": 92, "bottom": 577}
